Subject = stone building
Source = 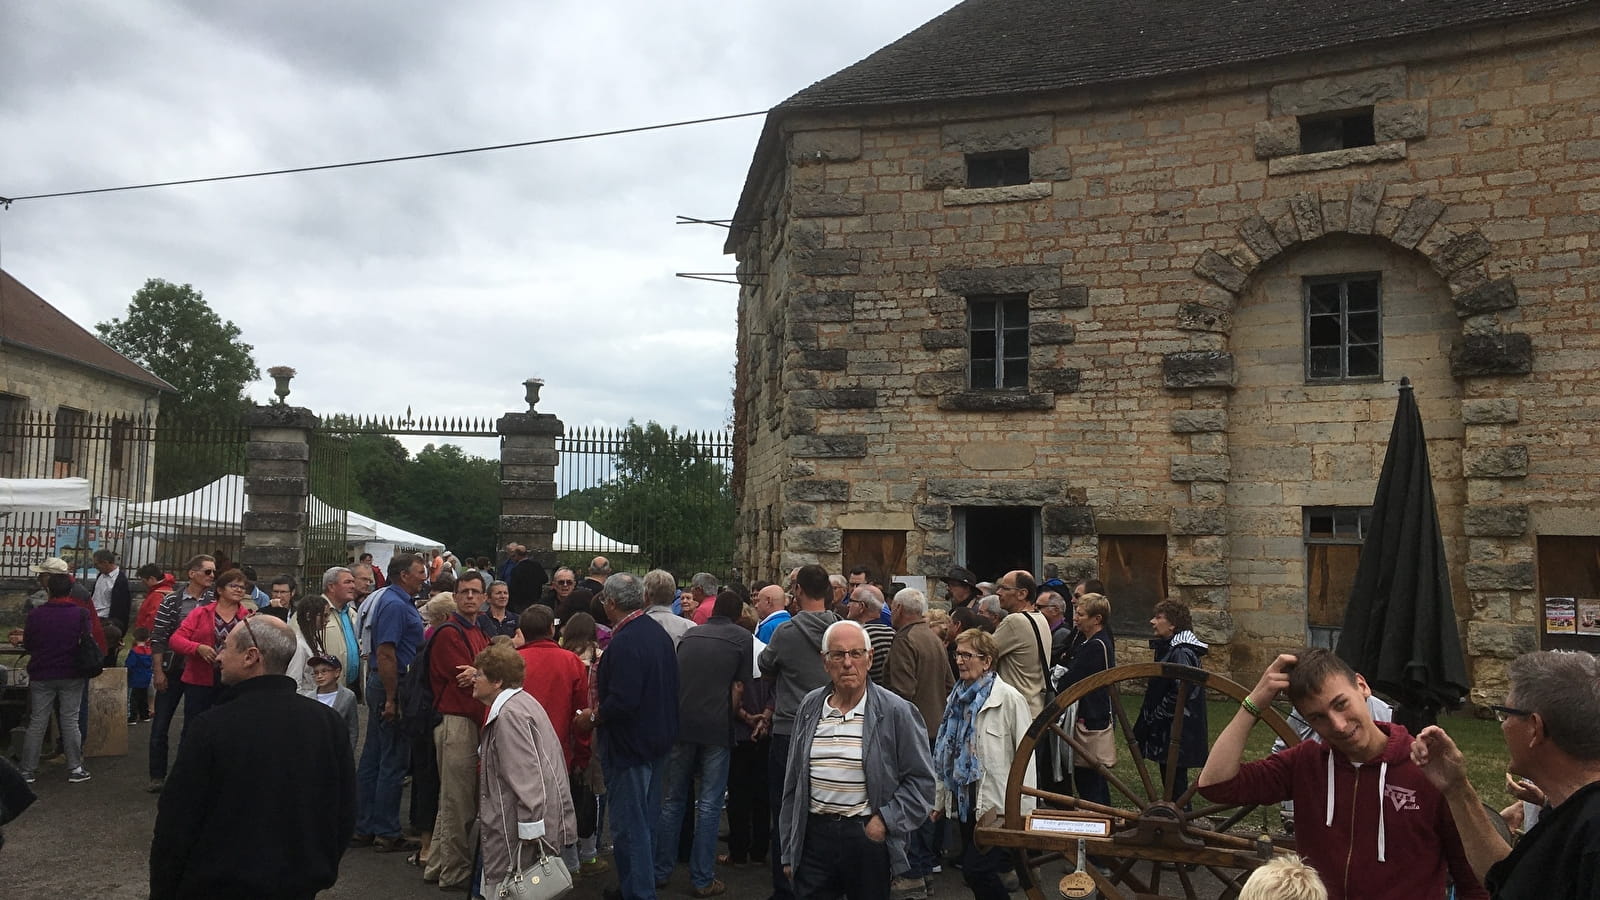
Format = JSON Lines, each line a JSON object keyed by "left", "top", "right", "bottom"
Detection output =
{"left": 725, "top": 0, "right": 1600, "bottom": 698}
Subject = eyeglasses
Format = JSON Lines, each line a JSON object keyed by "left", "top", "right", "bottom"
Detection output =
{"left": 996, "top": 584, "right": 1019, "bottom": 592}
{"left": 824, "top": 649, "right": 870, "bottom": 662}
{"left": 555, "top": 580, "right": 575, "bottom": 586}
{"left": 953, "top": 651, "right": 988, "bottom": 661}
{"left": 199, "top": 568, "right": 217, "bottom": 576}
{"left": 234, "top": 616, "right": 260, "bottom": 657}
{"left": 1490, "top": 704, "right": 1532, "bottom": 723}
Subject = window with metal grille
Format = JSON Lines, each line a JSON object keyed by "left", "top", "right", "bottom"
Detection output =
{"left": 1298, "top": 108, "right": 1376, "bottom": 154}
{"left": 1306, "top": 274, "right": 1382, "bottom": 382}
{"left": 967, "top": 294, "right": 1030, "bottom": 389}
{"left": 1304, "top": 506, "right": 1372, "bottom": 649}
{"left": 965, "top": 150, "right": 1030, "bottom": 188}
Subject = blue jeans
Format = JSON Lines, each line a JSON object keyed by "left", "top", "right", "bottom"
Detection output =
{"left": 655, "top": 742, "right": 732, "bottom": 889}
{"left": 356, "top": 677, "right": 410, "bottom": 838}
{"left": 604, "top": 749, "right": 666, "bottom": 900}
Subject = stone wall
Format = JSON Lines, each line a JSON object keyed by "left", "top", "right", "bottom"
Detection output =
{"left": 729, "top": 8, "right": 1600, "bottom": 697}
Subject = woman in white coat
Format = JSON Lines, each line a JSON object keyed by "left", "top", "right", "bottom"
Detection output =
{"left": 933, "top": 628, "right": 1036, "bottom": 900}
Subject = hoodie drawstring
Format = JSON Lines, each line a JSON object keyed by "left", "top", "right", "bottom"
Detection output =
{"left": 1324, "top": 752, "right": 1389, "bottom": 863}
{"left": 1377, "top": 761, "right": 1389, "bottom": 863}
{"left": 1325, "top": 752, "right": 1335, "bottom": 828}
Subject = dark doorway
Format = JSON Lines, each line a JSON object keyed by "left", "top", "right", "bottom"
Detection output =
{"left": 956, "top": 506, "right": 1039, "bottom": 583}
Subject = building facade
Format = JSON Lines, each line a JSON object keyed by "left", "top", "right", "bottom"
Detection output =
{"left": 726, "top": 1, "right": 1600, "bottom": 699}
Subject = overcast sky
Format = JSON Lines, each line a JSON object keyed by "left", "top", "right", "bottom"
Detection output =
{"left": 0, "top": 1, "right": 955, "bottom": 454}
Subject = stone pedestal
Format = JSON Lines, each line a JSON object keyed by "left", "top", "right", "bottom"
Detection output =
{"left": 241, "top": 404, "right": 316, "bottom": 583}
{"left": 498, "top": 381, "right": 563, "bottom": 565}
{"left": 84, "top": 667, "right": 127, "bottom": 758}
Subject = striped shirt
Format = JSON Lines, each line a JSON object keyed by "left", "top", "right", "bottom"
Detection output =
{"left": 808, "top": 691, "right": 870, "bottom": 816}
{"left": 863, "top": 623, "right": 895, "bottom": 685}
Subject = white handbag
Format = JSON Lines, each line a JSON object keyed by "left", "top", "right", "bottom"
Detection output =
{"left": 491, "top": 716, "right": 574, "bottom": 900}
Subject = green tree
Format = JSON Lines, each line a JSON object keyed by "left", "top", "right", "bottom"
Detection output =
{"left": 389, "top": 443, "right": 500, "bottom": 560}
{"left": 96, "top": 278, "right": 259, "bottom": 426}
{"left": 587, "top": 422, "right": 735, "bottom": 577}
{"left": 344, "top": 431, "right": 410, "bottom": 518}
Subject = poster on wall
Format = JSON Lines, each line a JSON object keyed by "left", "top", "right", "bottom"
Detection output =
{"left": 1546, "top": 597, "right": 1577, "bottom": 634}
{"left": 1577, "top": 599, "right": 1600, "bottom": 636}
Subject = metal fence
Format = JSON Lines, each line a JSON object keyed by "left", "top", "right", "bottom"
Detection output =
{"left": 305, "top": 431, "right": 352, "bottom": 587}
{"left": 0, "top": 410, "right": 248, "bottom": 580}
{"left": 553, "top": 424, "right": 736, "bottom": 579}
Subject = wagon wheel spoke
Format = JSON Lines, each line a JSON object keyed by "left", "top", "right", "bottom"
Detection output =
{"left": 1110, "top": 856, "right": 1149, "bottom": 894}
{"left": 1207, "top": 863, "right": 1250, "bottom": 900}
{"left": 1175, "top": 862, "right": 1201, "bottom": 900}
{"left": 1046, "top": 722, "right": 1148, "bottom": 811}
{"left": 1162, "top": 679, "right": 1191, "bottom": 802}
{"left": 1188, "top": 801, "right": 1244, "bottom": 820}
{"left": 1209, "top": 803, "right": 1261, "bottom": 835}
{"left": 1175, "top": 781, "right": 1203, "bottom": 811}
{"left": 1110, "top": 678, "right": 1161, "bottom": 802}
{"left": 1020, "top": 783, "right": 1128, "bottom": 819}
{"left": 1088, "top": 865, "right": 1131, "bottom": 900}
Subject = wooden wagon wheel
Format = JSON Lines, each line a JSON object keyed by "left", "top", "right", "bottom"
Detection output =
{"left": 975, "top": 661, "right": 1302, "bottom": 900}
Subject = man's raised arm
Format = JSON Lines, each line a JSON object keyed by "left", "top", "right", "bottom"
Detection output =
{"left": 1199, "top": 653, "right": 1295, "bottom": 789}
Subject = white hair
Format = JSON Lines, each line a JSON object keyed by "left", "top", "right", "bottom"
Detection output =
{"left": 978, "top": 594, "right": 1004, "bottom": 616}
{"left": 851, "top": 585, "right": 884, "bottom": 615}
{"left": 892, "top": 587, "right": 927, "bottom": 616}
{"left": 829, "top": 574, "right": 847, "bottom": 588}
{"left": 820, "top": 619, "right": 870, "bottom": 654}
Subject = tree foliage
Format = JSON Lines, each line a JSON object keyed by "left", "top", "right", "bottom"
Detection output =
{"left": 95, "top": 278, "right": 259, "bottom": 426}
{"left": 338, "top": 436, "right": 499, "bottom": 559}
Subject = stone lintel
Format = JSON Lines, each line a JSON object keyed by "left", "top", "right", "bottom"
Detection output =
{"left": 938, "top": 391, "right": 1055, "bottom": 412}
{"left": 245, "top": 441, "right": 309, "bottom": 461}
{"left": 247, "top": 405, "right": 318, "bottom": 429}
{"left": 937, "top": 264, "right": 1060, "bottom": 296}
{"left": 496, "top": 412, "right": 564, "bottom": 437}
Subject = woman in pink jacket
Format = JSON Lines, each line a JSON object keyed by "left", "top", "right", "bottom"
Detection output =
{"left": 167, "top": 568, "right": 252, "bottom": 738}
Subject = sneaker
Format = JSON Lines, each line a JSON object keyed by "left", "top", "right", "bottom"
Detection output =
{"left": 20, "top": 771, "right": 36, "bottom": 784}
{"left": 930, "top": 865, "right": 942, "bottom": 874}
{"left": 579, "top": 858, "right": 611, "bottom": 877}
{"left": 147, "top": 778, "right": 164, "bottom": 794}
{"left": 127, "top": 717, "right": 139, "bottom": 725}
{"left": 690, "top": 881, "right": 726, "bottom": 898}
{"left": 891, "top": 876, "right": 928, "bottom": 900}
{"left": 67, "top": 768, "right": 92, "bottom": 783}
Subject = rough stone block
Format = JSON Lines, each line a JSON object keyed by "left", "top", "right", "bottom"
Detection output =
{"left": 1190, "top": 609, "right": 1237, "bottom": 644}
{"left": 924, "top": 156, "right": 966, "bottom": 189}
{"left": 783, "top": 503, "right": 817, "bottom": 526}
{"left": 791, "top": 193, "right": 864, "bottom": 217}
{"left": 1032, "top": 368, "right": 1081, "bottom": 393}
{"left": 1267, "top": 142, "right": 1407, "bottom": 175}
{"left": 1267, "top": 66, "right": 1405, "bottom": 116}
{"left": 937, "top": 264, "right": 1060, "bottom": 295}
{"left": 927, "top": 478, "right": 1064, "bottom": 505}
{"left": 791, "top": 292, "right": 855, "bottom": 323}
{"left": 1347, "top": 182, "right": 1385, "bottom": 234}
{"left": 1030, "top": 285, "right": 1090, "bottom": 309}
{"left": 1238, "top": 216, "right": 1283, "bottom": 260}
{"left": 1290, "top": 192, "right": 1324, "bottom": 242}
{"left": 1461, "top": 398, "right": 1520, "bottom": 425}
{"left": 249, "top": 459, "right": 305, "bottom": 479}
{"left": 501, "top": 447, "right": 559, "bottom": 467}
{"left": 1030, "top": 145, "right": 1072, "bottom": 181}
{"left": 915, "top": 504, "right": 953, "bottom": 531}
{"left": 244, "top": 475, "right": 307, "bottom": 497}
{"left": 915, "top": 371, "right": 967, "bottom": 396}
{"left": 1465, "top": 562, "right": 1536, "bottom": 590}
{"left": 1253, "top": 119, "right": 1300, "bottom": 159}
{"left": 1453, "top": 277, "right": 1518, "bottom": 317}
{"left": 1390, "top": 196, "right": 1447, "bottom": 248}
{"left": 941, "top": 115, "right": 1053, "bottom": 152}
{"left": 245, "top": 441, "right": 309, "bottom": 461}
{"left": 782, "top": 406, "right": 817, "bottom": 437}
{"left": 792, "top": 389, "right": 878, "bottom": 410}
{"left": 497, "top": 412, "right": 564, "bottom": 437}
{"left": 498, "top": 514, "right": 557, "bottom": 534}
{"left": 1193, "top": 250, "right": 1248, "bottom": 293}
{"left": 249, "top": 405, "right": 317, "bottom": 429}
{"left": 1177, "top": 303, "right": 1233, "bottom": 334}
{"left": 1450, "top": 334, "right": 1533, "bottom": 377}
{"left": 1162, "top": 352, "right": 1236, "bottom": 389}
{"left": 241, "top": 511, "right": 302, "bottom": 532}
{"left": 788, "top": 435, "right": 868, "bottom": 458}
{"left": 1463, "top": 504, "right": 1529, "bottom": 537}
{"left": 796, "top": 248, "right": 861, "bottom": 276}
{"left": 1042, "top": 505, "right": 1095, "bottom": 535}
{"left": 1171, "top": 507, "right": 1227, "bottom": 535}
{"left": 1171, "top": 455, "right": 1231, "bottom": 483}
{"left": 1171, "top": 409, "right": 1227, "bottom": 433}
{"left": 1171, "top": 559, "right": 1230, "bottom": 586}
{"left": 938, "top": 391, "right": 1055, "bottom": 411}
{"left": 1430, "top": 230, "right": 1493, "bottom": 275}
{"left": 796, "top": 349, "right": 849, "bottom": 371}
{"left": 1467, "top": 622, "right": 1538, "bottom": 660}
{"left": 501, "top": 481, "right": 557, "bottom": 501}
{"left": 788, "top": 527, "right": 843, "bottom": 554}
{"left": 944, "top": 183, "right": 1052, "bottom": 205}
{"left": 921, "top": 329, "right": 966, "bottom": 350}
{"left": 1030, "top": 323, "right": 1076, "bottom": 345}
{"left": 239, "top": 545, "right": 301, "bottom": 567}
{"left": 1464, "top": 445, "right": 1529, "bottom": 478}
{"left": 1372, "top": 100, "right": 1428, "bottom": 142}
{"left": 788, "top": 128, "right": 862, "bottom": 164}
{"left": 786, "top": 479, "right": 850, "bottom": 503}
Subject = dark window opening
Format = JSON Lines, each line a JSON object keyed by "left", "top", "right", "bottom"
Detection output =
{"left": 955, "top": 506, "right": 1039, "bottom": 584}
{"left": 1305, "top": 506, "right": 1372, "bottom": 649}
{"left": 1098, "top": 534, "right": 1169, "bottom": 637}
{"left": 1534, "top": 536, "right": 1600, "bottom": 652}
{"left": 110, "top": 418, "right": 130, "bottom": 470}
{"left": 1306, "top": 274, "right": 1382, "bottom": 382}
{"left": 1299, "top": 108, "right": 1376, "bottom": 154}
{"left": 967, "top": 294, "right": 1030, "bottom": 389}
{"left": 54, "top": 406, "right": 82, "bottom": 464}
{"left": 965, "top": 150, "right": 1031, "bottom": 188}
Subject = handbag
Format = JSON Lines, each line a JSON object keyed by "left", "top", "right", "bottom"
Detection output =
{"left": 491, "top": 710, "right": 573, "bottom": 900}
{"left": 1072, "top": 640, "right": 1116, "bottom": 769}
{"left": 73, "top": 610, "right": 104, "bottom": 680}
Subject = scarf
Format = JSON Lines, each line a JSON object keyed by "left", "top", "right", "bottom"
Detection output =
{"left": 934, "top": 669, "right": 997, "bottom": 822}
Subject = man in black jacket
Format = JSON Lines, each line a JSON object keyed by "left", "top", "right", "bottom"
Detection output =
{"left": 150, "top": 615, "right": 356, "bottom": 899}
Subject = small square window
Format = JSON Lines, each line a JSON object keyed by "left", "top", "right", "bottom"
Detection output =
{"left": 966, "top": 294, "right": 1029, "bottom": 389}
{"left": 1299, "top": 108, "right": 1376, "bottom": 154}
{"left": 1304, "top": 275, "right": 1382, "bottom": 382}
{"left": 965, "top": 150, "right": 1030, "bottom": 188}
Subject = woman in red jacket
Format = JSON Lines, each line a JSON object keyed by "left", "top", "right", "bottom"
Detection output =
{"left": 167, "top": 568, "right": 252, "bottom": 737}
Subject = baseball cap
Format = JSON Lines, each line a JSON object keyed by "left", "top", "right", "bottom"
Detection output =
{"left": 30, "top": 557, "right": 70, "bottom": 575}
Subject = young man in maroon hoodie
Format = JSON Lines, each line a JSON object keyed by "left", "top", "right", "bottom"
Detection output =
{"left": 1199, "top": 649, "right": 1487, "bottom": 900}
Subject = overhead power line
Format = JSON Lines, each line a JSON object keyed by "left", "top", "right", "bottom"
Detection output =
{"left": 0, "top": 109, "right": 768, "bottom": 204}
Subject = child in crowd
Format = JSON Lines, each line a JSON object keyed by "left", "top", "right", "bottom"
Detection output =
{"left": 309, "top": 655, "right": 358, "bottom": 756}
{"left": 126, "top": 627, "right": 154, "bottom": 725}
{"left": 1239, "top": 855, "right": 1327, "bottom": 900}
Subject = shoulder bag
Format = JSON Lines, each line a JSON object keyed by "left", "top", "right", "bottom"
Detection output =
{"left": 490, "top": 707, "right": 573, "bottom": 900}
{"left": 73, "top": 609, "right": 104, "bottom": 680}
{"left": 1021, "top": 611, "right": 1056, "bottom": 709}
{"left": 1072, "top": 639, "right": 1116, "bottom": 769}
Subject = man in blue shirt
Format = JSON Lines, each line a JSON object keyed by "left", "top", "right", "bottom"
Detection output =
{"left": 352, "top": 552, "right": 426, "bottom": 852}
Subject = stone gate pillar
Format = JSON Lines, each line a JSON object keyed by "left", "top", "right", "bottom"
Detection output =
{"left": 241, "top": 402, "right": 316, "bottom": 583}
{"left": 497, "top": 379, "right": 563, "bottom": 567}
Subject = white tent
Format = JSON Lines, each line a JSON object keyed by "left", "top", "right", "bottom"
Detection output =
{"left": 0, "top": 477, "right": 92, "bottom": 513}
{"left": 554, "top": 520, "right": 640, "bottom": 554}
{"left": 346, "top": 510, "right": 445, "bottom": 551}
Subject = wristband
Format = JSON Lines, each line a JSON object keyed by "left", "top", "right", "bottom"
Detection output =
{"left": 1241, "top": 697, "right": 1264, "bottom": 718}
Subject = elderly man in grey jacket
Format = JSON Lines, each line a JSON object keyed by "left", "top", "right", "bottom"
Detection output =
{"left": 780, "top": 620, "right": 935, "bottom": 900}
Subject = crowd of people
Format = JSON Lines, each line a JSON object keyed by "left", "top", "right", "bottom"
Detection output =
{"left": 4, "top": 546, "right": 1598, "bottom": 900}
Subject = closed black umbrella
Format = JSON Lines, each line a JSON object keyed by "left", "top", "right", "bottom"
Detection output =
{"left": 1336, "top": 377, "right": 1470, "bottom": 732}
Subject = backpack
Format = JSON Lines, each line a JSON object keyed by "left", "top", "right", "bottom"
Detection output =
{"left": 73, "top": 608, "right": 105, "bottom": 680}
{"left": 398, "top": 620, "right": 463, "bottom": 740}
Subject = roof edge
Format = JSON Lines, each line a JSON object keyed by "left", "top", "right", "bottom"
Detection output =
{"left": 1, "top": 336, "right": 176, "bottom": 395}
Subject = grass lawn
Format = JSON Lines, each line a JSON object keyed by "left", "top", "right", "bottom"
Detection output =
{"left": 1090, "top": 696, "right": 1510, "bottom": 833}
